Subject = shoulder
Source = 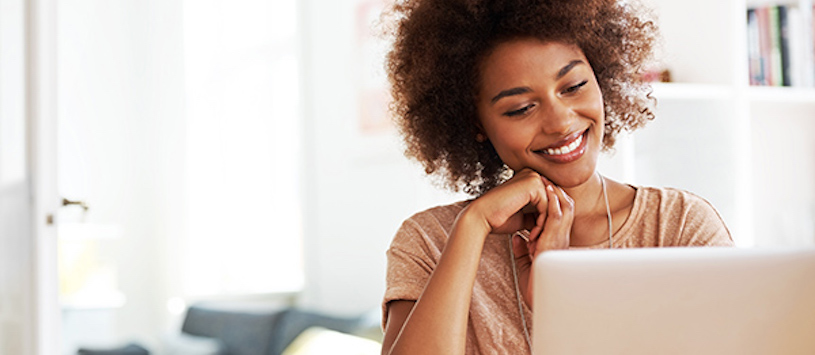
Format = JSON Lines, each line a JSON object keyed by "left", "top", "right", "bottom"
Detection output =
{"left": 403, "top": 200, "right": 470, "bottom": 229}
{"left": 633, "top": 186, "right": 734, "bottom": 246}
{"left": 636, "top": 186, "right": 711, "bottom": 210}
{"left": 636, "top": 186, "right": 722, "bottom": 221}
{"left": 390, "top": 200, "right": 471, "bottom": 252}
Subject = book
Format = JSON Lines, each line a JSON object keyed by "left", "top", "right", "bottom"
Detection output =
{"left": 768, "top": 6, "right": 783, "bottom": 86}
{"left": 747, "top": 9, "right": 763, "bottom": 86}
{"left": 756, "top": 7, "right": 773, "bottom": 86}
{"left": 745, "top": 5, "right": 814, "bottom": 87}
{"left": 778, "top": 6, "right": 791, "bottom": 86}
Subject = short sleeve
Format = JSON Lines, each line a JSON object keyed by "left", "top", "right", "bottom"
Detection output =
{"left": 679, "top": 194, "right": 734, "bottom": 247}
{"left": 381, "top": 218, "right": 443, "bottom": 329}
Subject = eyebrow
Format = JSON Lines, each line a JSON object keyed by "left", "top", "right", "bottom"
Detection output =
{"left": 489, "top": 59, "right": 586, "bottom": 104}
{"left": 490, "top": 86, "right": 532, "bottom": 104}
{"left": 556, "top": 60, "right": 584, "bottom": 80}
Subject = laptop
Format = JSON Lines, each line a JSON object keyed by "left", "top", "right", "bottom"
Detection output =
{"left": 532, "top": 247, "right": 815, "bottom": 355}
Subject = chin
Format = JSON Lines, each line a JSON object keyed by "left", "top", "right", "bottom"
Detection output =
{"left": 542, "top": 161, "right": 598, "bottom": 189}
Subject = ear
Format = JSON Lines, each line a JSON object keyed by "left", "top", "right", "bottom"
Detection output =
{"left": 473, "top": 119, "right": 488, "bottom": 143}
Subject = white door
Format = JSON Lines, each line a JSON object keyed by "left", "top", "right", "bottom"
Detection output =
{"left": 0, "top": 0, "right": 60, "bottom": 354}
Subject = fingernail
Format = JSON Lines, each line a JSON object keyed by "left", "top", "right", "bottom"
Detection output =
{"left": 547, "top": 185, "right": 554, "bottom": 192}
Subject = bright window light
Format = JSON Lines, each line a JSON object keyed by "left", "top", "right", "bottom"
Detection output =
{"left": 183, "top": 0, "right": 303, "bottom": 296}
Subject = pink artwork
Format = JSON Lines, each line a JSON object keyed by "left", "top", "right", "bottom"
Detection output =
{"left": 356, "top": 0, "right": 393, "bottom": 134}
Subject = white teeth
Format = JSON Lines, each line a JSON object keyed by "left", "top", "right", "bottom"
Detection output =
{"left": 544, "top": 133, "right": 583, "bottom": 156}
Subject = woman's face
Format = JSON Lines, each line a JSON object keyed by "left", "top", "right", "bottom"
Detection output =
{"left": 476, "top": 38, "right": 605, "bottom": 188}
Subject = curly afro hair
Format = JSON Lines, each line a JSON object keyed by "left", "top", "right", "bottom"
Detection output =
{"left": 384, "top": 0, "right": 658, "bottom": 195}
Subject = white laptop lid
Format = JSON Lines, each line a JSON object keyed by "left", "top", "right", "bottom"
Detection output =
{"left": 532, "top": 247, "right": 815, "bottom": 355}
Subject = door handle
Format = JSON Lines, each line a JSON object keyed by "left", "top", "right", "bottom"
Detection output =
{"left": 62, "top": 198, "right": 89, "bottom": 211}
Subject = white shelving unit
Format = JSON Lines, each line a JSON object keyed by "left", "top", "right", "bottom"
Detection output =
{"left": 746, "top": 86, "right": 815, "bottom": 102}
{"left": 650, "top": 83, "right": 737, "bottom": 101}
{"left": 634, "top": 0, "right": 815, "bottom": 246}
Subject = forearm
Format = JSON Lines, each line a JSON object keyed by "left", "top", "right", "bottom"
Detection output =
{"left": 387, "top": 211, "right": 490, "bottom": 355}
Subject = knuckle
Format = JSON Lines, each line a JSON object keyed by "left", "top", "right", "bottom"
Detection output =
{"left": 564, "top": 197, "right": 575, "bottom": 210}
{"left": 523, "top": 171, "right": 541, "bottom": 183}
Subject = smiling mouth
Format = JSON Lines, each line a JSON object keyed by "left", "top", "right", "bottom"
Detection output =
{"left": 534, "top": 129, "right": 589, "bottom": 163}
{"left": 539, "top": 132, "right": 584, "bottom": 156}
{"left": 536, "top": 129, "right": 587, "bottom": 155}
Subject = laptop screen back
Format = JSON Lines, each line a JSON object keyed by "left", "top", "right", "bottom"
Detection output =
{"left": 532, "top": 247, "right": 815, "bottom": 355}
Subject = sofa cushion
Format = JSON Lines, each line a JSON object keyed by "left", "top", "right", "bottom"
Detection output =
{"left": 280, "top": 327, "right": 380, "bottom": 355}
{"left": 181, "top": 305, "right": 288, "bottom": 355}
{"left": 268, "top": 309, "right": 363, "bottom": 355}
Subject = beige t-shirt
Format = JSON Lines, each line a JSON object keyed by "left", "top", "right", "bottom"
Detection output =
{"left": 382, "top": 186, "right": 734, "bottom": 355}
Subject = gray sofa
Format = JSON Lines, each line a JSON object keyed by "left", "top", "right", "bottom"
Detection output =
{"left": 178, "top": 304, "right": 378, "bottom": 355}
{"left": 78, "top": 303, "right": 381, "bottom": 355}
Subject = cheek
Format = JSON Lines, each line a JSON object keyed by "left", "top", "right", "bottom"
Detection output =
{"left": 575, "top": 85, "right": 605, "bottom": 146}
{"left": 593, "top": 83, "right": 606, "bottom": 113}
{"left": 486, "top": 122, "right": 533, "bottom": 164}
{"left": 581, "top": 86, "right": 606, "bottom": 127}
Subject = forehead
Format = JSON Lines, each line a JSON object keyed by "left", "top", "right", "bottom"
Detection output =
{"left": 478, "top": 38, "right": 589, "bottom": 88}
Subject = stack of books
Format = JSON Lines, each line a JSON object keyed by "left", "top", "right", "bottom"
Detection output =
{"left": 747, "top": 5, "right": 815, "bottom": 87}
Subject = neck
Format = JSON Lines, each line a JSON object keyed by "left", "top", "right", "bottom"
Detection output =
{"left": 561, "top": 171, "right": 606, "bottom": 219}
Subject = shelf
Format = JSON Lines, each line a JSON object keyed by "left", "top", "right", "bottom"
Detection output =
{"left": 649, "top": 83, "right": 815, "bottom": 104}
{"left": 649, "top": 83, "right": 736, "bottom": 101}
{"left": 746, "top": 86, "right": 815, "bottom": 103}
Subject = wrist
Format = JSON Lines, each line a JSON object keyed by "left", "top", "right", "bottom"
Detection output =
{"left": 455, "top": 202, "right": 493, "bottom": 239}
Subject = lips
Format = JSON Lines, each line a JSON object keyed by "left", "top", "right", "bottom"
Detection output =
{"left": 534, "top": 129, "right": 589, "bottom": 164}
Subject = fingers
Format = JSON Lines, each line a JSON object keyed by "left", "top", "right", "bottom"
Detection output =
{"left": 471, "top": 168, "right": 573, "bottom": 241}
{"left": 525, "top": 174, "right": 550, "bottom": 240}
{"left": 484, "top": 169, "right": 548, "bottom": 235}
{"left": 555, "top": 183, "right": 575, "bottom": 222}
{"left": 512, "top": 233, "right": 530, "bottom": 259}
{"left": 527, "top": 177, "right": 554, "bottom": 242}
{"left": 530, "top": 180, "right": 573, "bottom": 255}
{"left": 547, "top": 184, "right": 561, "bottom": 219}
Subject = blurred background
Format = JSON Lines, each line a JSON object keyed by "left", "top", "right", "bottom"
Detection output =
{"left": 2, "top": 0, "right": 814, "bottom": 354}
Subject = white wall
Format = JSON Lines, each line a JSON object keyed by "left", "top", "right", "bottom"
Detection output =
{"left": 298, "top": 0, "right": 466, "bottom": 315}
{"left": 751, "top": 102, "right": 815, "bottom": 246}
{"left": 0, "top": 1, "right": 34, "bottom": 353}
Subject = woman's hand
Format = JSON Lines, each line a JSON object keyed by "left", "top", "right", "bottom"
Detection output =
{"left": 511, "top": 181, "right": 573, "bottom": 307}
{"left": 464, "top": 168, "right": 551, "bottom": 237}
{"left": 465, "top": 168, "right": 572, "bottom": 242}
{"left": 464, "top": 168, "right": 573, "bottom": 306}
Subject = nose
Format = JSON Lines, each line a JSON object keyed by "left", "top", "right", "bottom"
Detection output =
{"left": 538, "top": 98, "right": 575, "bottom": 136}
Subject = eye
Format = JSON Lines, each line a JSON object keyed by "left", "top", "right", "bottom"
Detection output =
{"left": 562, "top": 80, "right": 588, "bottom": 94}
{"left": 504, "top": 104, "right": 535, "bottom": 117}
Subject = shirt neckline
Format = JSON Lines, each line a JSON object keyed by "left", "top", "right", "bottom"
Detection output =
{"left": 569, "top": 185, "right": 644, "bottom": 249}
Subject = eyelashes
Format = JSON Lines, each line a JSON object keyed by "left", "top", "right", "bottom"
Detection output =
{"left": 563, "top": 80, "right": 588, "bottom": 94}
{"left": 505, "top": 105, "right": 534, "bottom": 117}
{"left": 502, "top": 80, "right": 589, "bottom": 117}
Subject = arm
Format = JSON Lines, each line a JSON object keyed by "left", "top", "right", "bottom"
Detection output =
{"left": 381, "top": 169, "right": 572, "bottom": 355}
{"left": 382, "top": 210, "right": 492, "bottom": 355}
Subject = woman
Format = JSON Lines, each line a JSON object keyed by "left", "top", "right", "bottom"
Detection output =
{"left": 380, "top": 0, "right": 733, "bottom": 354}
